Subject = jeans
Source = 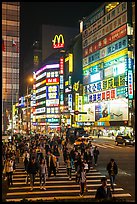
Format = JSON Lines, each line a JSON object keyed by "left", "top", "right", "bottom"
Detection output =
{"left": 80, "top": 182, "right": 85, "bottom": 195}
{"left": 29, "top": 173, "right": 36, "bottom": 187}
{"left": 6, "top": 172, "right": 13, "bottom": 186}
{"left": 67, "top": 168, "right": 71, "bottom": 178}
{"left": 109, "top": 175, "right": 116, "bottom": 190}
{"left": 40, "top": 173, "right": 46, "bottom": 186}
{"left": 48, "top": 166, "right": 56, "bottom": 177}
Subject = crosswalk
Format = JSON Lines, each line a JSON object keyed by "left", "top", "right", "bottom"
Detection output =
{"left": 91, "top": 142, "right": 134, "bottom": 149}
{"left": 5, "top": 159, "right": 132, "bottom": 202}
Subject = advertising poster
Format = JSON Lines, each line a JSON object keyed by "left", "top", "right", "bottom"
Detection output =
{"left": 95, "top": 98, "right": 128, "bottom": 122}
{"left": 95, "top": 102, "right": 110, "bottom": 121}
{"left": 83, "top": 103, "right": 95, "bottom": 121}
{"left": 109, "top": 98, "right": 128, "bottom": 121}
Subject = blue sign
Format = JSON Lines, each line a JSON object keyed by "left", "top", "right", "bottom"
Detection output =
{"left": 46, "top": 85, "right": 59, "bottom": 99}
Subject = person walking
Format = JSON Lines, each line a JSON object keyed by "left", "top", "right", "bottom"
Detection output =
{"left": 39, "top": 158, "right": 48, "bottom": 190}
{"left": 3, "top": 157, "right": 14, "bottom": 186}
{"left": 107, "top": 158, "right": 118, "bottom": 191}
{"left": 95, "top": 177, "right": 112, "bottom": 201}
{"left": 53, "top": 145, "right": 60, "bottom": 172}
{"left": 79, "top": 164, "right": 87, "bottom": 196}
{"left": 46, "top": 150, "right": 57, "bottom": 178}
{"left": 27, "top": 157, "right": 39, "bottom": 191}
{"left": 93, "top": 146, "right": 100, "bottom": 166}
{"left": 23, "top": 150, "right": 30, "bottom": 172}
{"left": 66, "top": 154, "right": 72, "bottom": 180}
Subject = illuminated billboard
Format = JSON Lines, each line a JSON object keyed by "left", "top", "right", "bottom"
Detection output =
{"left": 46, "top": 77, "right": 59, "bottom": 85}
{"left": 46, "top": 99, "right": 59, "bottom": 107}
{"left": 35, "top": 64, "right": 59, "bottom": 76}
{"left": 46, "top": 85, "right": 59, "bottom": 100}
{"left": 52, "top": 34, "right": 64, "bottom": 49}
{"left": 95, "top": 98, "right": 128, "bottom": 122}
{"left": 83, "top": 103, "right": 95, "bottom": 122}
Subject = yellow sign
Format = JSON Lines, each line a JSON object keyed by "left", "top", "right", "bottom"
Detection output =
{"left": 83, "top": 48, "right": 128, "bottom": 70}
{"left": 65, "top": 54, "right": 73, "bottom": 72}
{"left": 52, "top": 34, "right": 64, "bottom": 49}
{"left": 73, "top": 81, "right": 80, "bottom": 92}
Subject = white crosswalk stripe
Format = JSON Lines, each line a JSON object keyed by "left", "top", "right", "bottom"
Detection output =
{"left": 92, "top": 142, "right": 123, "bottom": 149}
{"left": 5, "top": 163, "right": 132, "bottom": 202}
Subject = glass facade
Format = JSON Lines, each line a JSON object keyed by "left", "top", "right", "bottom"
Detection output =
{"left": 2, "top": 2, "right": 20, "bottom": 133}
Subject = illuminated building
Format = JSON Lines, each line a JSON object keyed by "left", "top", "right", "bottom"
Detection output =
{"left": 2, "top": 2, "right": 20, "bottom": 133}
{"left": 42, "top": 25, "right": 79, "bottom": 60}
{"left": 33, "top": 40, "right": 42, "bottom": 72}
{"left": 64, "top": 34, "right": 83, "bottom": 127}
{"left": 81, "top": 2, "right": 134, "bottom": 135}
{"left": 32, "top": 51, "right": 65, "bottom": 133}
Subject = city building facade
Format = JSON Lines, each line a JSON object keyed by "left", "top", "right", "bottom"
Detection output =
{"left": 81, "top": 2, "right": 134, "bottom": 136}
{"left": 2, "top": 2, "right": 20, "bottom": 133}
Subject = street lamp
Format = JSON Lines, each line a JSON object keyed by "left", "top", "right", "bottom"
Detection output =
{"left": 26, "top": 77, "right": 34, "bottom": 135}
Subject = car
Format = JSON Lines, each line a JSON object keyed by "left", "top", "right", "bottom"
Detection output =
{"left": 74, "top": 136, "right": 89, "bottom": 147}
{"left": 115, "top": 134, "right": 135, "bottom": 146}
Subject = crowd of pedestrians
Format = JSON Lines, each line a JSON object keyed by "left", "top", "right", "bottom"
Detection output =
{"left": 2, "top": 132, "right": 118, "bottom": 200}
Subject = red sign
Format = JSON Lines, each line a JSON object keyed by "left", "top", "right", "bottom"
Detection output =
{"left": 52, "top": 34, "right": 64, "bottom": 49}
{"left": 74, "top": 110, "right": 79, "bottom": 115}
{"left": 83, "top": 24, "right": 127, "bottom": 57}
{"left": 46, "top": 77, "right": 59, "bottom": 84}
{"left": 60, "top": 57, "right": 64, "bottom": 74}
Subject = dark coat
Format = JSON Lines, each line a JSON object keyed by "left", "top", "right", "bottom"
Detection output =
{"left": 95, "top": 186, "right": 112, "bottom": 200}
{"left": 107, "top": 161, "right": 118, "bottom": 175}
{"left": 27, "top": 161, "right": 39, "bottom": 174}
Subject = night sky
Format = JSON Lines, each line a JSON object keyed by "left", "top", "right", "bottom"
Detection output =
{"left": 20, "top": 2, "right": 103, "bottom": 95}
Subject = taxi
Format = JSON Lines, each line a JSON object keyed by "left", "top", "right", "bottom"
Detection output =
{"left": 74, "top": 136, "right": 89, "bottom": 147}
{"left": 88, "top": 135, "right": 94, "bottom": 142}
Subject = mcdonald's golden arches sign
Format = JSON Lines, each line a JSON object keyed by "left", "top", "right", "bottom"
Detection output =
{"left": 52, "top": 34, "right": 64, "bottom": 49}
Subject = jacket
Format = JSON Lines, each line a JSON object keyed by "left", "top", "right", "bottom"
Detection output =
{"left": 107, "top": 161, "right": 118, "bottom": 175}
{"left": 46, "top": 154, "right": 57, "bottom": 168}
{"left": 3, "top": 160, "right": 14, "bottom": 173}
{"left": 95, "top": 186, "right": 112, "bottom": 200}
{"left": 27, "top": 160, "right": 39, "bottom": 174}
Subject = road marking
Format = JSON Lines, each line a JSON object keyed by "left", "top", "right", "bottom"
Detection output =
{"left": 9, "top": 183, "right": 118, "bottom": 191}
{"left": 13, "top": 172, "right": 101, "bottom": 177}
{"left": 12, "top": 175, "right": 105, "bottom": 181}
{"left": 6, "top": 193, "right": 132, "bottom": 202}
{"left": 92, "top": 142, "right": 123, "bottom": 149}
{"left": 118, "top": 169, "right": 132, "bottom": 176}
{"left": 6, "top": 187, "right": 124, "bottom": 196}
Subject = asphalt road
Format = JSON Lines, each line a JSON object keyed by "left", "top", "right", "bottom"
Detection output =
{"left": 92, "top": 137, "right": 135, "bottom": 202}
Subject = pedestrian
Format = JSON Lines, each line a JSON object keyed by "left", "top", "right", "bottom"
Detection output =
{"left": 79, "top": 164, "right": 87, "bottom": 196}
{"left": 39, "top": 158, "right": 48, "bottom": 190}
{"left": 46, "top": 150, "right": 57, "bottom": 178}
{"left": 27, "top": 157, "right": 39, "bottom": 191}
{"left": 53, "top": 145, "right": 60, "bottom": 172}
{"left": 95, "top": 176, "right": 112, "bottom": 201}
{"left": 98, "top": 132, "right": 100, "bottom": 138}
{"left": 93, "top": 146, "right": 99, "bottom": 166}
{"left": 3, "top": 157, "right": 14, "bottom": 186}
{"left": 107, "top": 158, "right": 118, "bottom": 191}
{"left": 88, "top": 144, "right": 94, "bottom": 169}
{"left": 23, "top": 150, "right": 30, "bottom": 172}
{"left": 66, "top": 154, "right": 72, "bottom": 180}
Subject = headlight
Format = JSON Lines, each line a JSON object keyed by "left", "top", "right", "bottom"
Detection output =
{"left": 125, "top": 139, "right": 129, "bottom": 142}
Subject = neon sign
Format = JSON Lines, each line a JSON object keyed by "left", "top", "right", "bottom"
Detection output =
{"left": 52, "top": 34, "right": 64, "bottom": 49}
{"left": 46, "top": 77, "right": 59, "bottom": 85}
{"left": 128, "top": 70, "right": 133, "bottom": 99}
